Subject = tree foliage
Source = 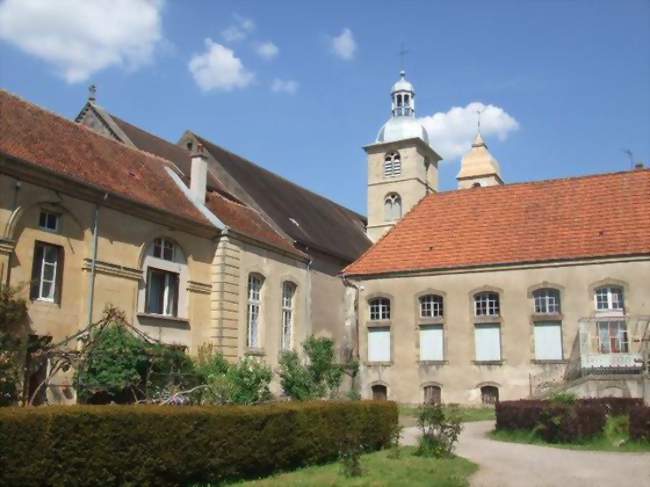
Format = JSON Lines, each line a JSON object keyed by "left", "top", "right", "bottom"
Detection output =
{"left": 0, "top": 284, "right": 28, "bottom": 406}
{"left": 278, "top": 336, "right": 345, "bottom": 400}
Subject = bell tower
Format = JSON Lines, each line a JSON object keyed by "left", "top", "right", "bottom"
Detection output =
{"left": 364, "top": 71, "right": 441, "bottom": 242}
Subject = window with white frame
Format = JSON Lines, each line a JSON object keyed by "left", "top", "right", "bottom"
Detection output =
{"left": 383, "top": 193, "right": 402, "bottom": 222}
{"left": 594, "top": 286, "right": 624, "bottom": 313}
{"left": 383, "top": 152, "right": 401, "bottom": 177}
{"left": 597, "top": 320, "right": 629, "bottom": 353}
{"left": 368, "top": 327, "right": 391, "bottom": 362}
{"left": 38, "top": 211, "right": 60, "bottom": 232}
{"left": 533, "top": 321, "right": 563, "bottom": 360}
{"left": 369, "top": 298, "right": 390, "bottom": 321}
{"left": 145, "top": 268, "right": 179, "bottom": 316}
{"left": 281, "top": 281, "right": 296, "bottom": 350}
{"left": 474, "top": 292, "right": 500, "bottom": 317}
{"left": 30, "top": 242, "right": 63, "bottom": 302}
{"left": 420, "top": 325, "right": 444, "bottom": 361}
{"left": 420, "top": 294, "right": 443, "bottom": 318}
{"left": 533, "top": 288, "right": 560, "bottom": 314}
{"left": 153, "top": 237, "right": 175, "bottom": 261}
{"left": 474, "top": 323, "right": 501, "bottom": 361}
{"left": 247, "top": 274, "right": 263, "bottom": 348}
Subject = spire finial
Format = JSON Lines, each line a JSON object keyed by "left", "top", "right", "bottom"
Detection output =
{"left": 399, "top": 43, "right": 408, "bottom": 73}
{"left": 88, "top": 84, "right": 96, "bottom": 102}
{"left": 476, "top": 108, "right": 483, "bottom": 134}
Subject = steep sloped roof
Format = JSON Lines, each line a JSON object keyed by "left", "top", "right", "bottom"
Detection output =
{"left": 344, "top": 169, "right": 650, "bottom": 276}
{"left": 0, "top": 90, "right": 210, "bottom": 228}
{"left": 194, "top": 134, "right": 371, "bottom": 262}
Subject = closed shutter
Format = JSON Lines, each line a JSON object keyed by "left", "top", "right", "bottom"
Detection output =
{"left": 368, "top": 328, "right": 391, "bottom": 362}
{"left": 474, "top": 324, "right": 501, "bottom": 361}
{"left": 534, "top": 321, "right": 563, "bottom": 360}
{"left": 420, "top": 325, "right": 443, "bottom": 361}
{"left": 30, "top": 243, "right": 44, "bottom": 300}
{"left": 54, "top": 245, "right": 64, "bottom": 304}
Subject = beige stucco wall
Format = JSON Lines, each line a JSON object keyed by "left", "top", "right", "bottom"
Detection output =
{"left": 352, "top": 258, "right": 650, "bottom": 404}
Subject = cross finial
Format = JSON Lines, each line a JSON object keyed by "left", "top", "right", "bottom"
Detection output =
{"left": 476, "top": 108, "right": 483, "bottom": 134}
{"left": 88, "top": 84, "right": 96, "bottom": 102}
{"left": 399, "top": 43, "right": 408, "bottom": 72}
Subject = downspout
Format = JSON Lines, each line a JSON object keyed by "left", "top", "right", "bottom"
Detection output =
{"left": 5, "top": 180, "right": 21, "bottom": 286}
{"left": 86, "top": 194, "right": 108, "bottom": 325}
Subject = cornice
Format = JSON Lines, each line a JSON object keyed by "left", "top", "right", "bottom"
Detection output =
{"left": 81, "top": 258, "right": 142, "bottom": 281}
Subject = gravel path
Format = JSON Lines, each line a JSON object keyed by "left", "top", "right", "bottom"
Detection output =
{"left": 402, "top": 421, "right": 650, "bottom": 487}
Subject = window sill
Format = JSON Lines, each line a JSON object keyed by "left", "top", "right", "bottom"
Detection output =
{"left": 367, "top": 321, "right": 391, "bottom": 328}
{"left": 366, "top": 361, "right": 392, "bottom": 367}
{"left": 473, "top": 360, "right": 504, "bottom": 366}
{"left": 137, "top": 313, "right": 189, "bottom": 327}
{"left": 245, "top": 347, "right": 266, "bottom": 357}
{"left": 531, "top": 359, "right": 568, "bottom": 365}
{"left": 418, "top": 318, "right": 444, "bottom": 325}
{"left": 32, "top": 298, "right": 59, "bottom": 307}
{"left": 531, "top": 313, "right": 563, "bottom": 321}
{"left": 419, "top": 360, "right": 447, "bottom": 366}
{"left": 474, "top": 315, "right": 502, "bottom": 324}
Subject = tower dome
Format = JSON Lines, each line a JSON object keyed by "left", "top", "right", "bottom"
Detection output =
{"left": 376, "top": 70, "right": 429, "bottom": 145}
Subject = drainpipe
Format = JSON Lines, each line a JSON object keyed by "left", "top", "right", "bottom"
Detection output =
{"left": 86, "top": 194, "right": 108, "bottom": 326}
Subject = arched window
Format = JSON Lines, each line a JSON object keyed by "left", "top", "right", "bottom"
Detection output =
{"left": 594, "top": 286, "right": 624, "bottom": 313}
{"left": 384, "top": 193, "right": 402, "bottom": 221}
{"left": 424, "top": 385, "right": 442, "bottom": 405}
{"left": 420, "top": 294, "right": 443, "bottom": 318}
{"left": 369, "top": 297, "right": 390, "bottom": 321}
{"left": 383, "top": 152, "right": 401, "bottom": 177}
{"left": 247, "top": 274, "right": 264, "bottom": 348}
{"left": 533, "top": 288, "right": 560, "bottom": 314}
{"left": 474, "top": 292, "right": 500, "bottom": 317}
{"left": 143, "top": 238, "right": 186, "bottom": 317}
{"left": 481, "top": 385, "right": 499, "bottom": 405}
{"left": 371, "top": 384, "right": 387, "bottom": 401}
{"left": 281, "top": 281, "right": 296, "bottom": 350}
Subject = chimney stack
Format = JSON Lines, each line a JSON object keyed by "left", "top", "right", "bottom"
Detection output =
{"left": 190, "top": 143, "right": 208, "bottom": 203}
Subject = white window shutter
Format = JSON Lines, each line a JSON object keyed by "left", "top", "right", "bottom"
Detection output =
{"left": 420, "top": 326, "right": 443, "bottom": 361}
{"left": 534, "top": 322, "right": 562, "bottom": 360}
{"left": 475, "top": 324, "right": 501, "bottom": 361}
{"left": 368, "top": 328, "right": 391, "bottom": 362}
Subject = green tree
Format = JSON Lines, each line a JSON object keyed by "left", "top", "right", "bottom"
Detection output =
{"left": 0, "top": 284, "right": 28, "bottom": 406}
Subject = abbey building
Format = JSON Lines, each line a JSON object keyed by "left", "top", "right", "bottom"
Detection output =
{"left": 1, "top": 69, "right": 648, "bottom": 405}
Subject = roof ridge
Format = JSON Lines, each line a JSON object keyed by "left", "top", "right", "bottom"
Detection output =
{"left": 192, "top": 132, "right": 366, "bottom": 220}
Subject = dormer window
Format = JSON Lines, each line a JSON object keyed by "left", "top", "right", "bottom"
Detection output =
{"left": 595, "top": 286, "right": 624, "bottom": 313}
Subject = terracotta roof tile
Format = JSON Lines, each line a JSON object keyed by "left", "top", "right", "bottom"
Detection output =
{"left": 344, "top": 170, "right": 650, "bottom": 276}
{"left": 0, "top": 90, "right": 210, "bottom": 227}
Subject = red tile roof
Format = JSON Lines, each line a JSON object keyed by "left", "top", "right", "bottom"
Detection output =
{"left": 0, "top": 90, "right": 210, "bottom": 228}
{"left": 344, "top": 169, "right": 650, "bottom": 276}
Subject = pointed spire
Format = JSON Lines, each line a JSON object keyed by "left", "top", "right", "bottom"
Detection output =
{"left": 457, "top": 131, "right": 503, "bottom": 189}
{"left": 472, "top": 132, "right": 486, "bottom": 147}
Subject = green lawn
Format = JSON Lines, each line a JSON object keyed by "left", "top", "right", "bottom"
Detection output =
{"left": 223, "top": 447, "right": 477, "bottom": 487}
{"left": 399, "top": 404, "right": 495, "bottom": 427}
{"left": 489, "top": 416, "right": 650, "bottom": 453}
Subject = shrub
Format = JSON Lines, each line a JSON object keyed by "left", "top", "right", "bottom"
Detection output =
{"left": 578, "top": 397, "right": 644, "bottom": 417}
{"left": 537, "top": 403, "right": 606, "bottom": 443}
{"left": 415, "top": 403, "right": 462, "bottom": 457}
{"left": 0, "top": 284, "right": 28, "bottom": 407}
{"left": 278, "top": 336, "right": 344, "bottom": 400}
{"left": 0, "top": 400, "right": 397, "bottom": 486}
{"left": 629, "top": 406, "right": 650, "bottom": 442}
{"left": 495, "top": 400, "right": 546, "bottom": 431}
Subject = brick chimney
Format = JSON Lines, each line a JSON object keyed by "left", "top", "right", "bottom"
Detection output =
{"left": 190, "top": 143, "right": 207, "bottom": 203}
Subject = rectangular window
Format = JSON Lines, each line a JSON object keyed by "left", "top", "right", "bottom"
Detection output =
{"left": 474, "top": 324, "right": 501, "bottom": 361}
{"left": 534, "top": 289, "right": 560, "bottom": 314}
{"left": 145, "top": 268, "right": 179, "bottom": 316}
{"left": 369, "top": 298, "right": 390, "bottom": 321}
{"left": 534, "top": 321, "right": 563, "bottom": 360}
{"left": 597, "top": 320, "right": 629, "bottom": 353}
{"left": 38, "top": 211, "right": 59, "bottom": 232}
{"left": 419, "top": 325, "right": 444, "bottom": 361}
{"left": 30, "top": 242, "right": 63, "bottom": 303}
{"left": 153, "top": 238, "right": 174, "bottom": 261}
{"left": 247, "top": 275, "right": 263, "bottom": 348}
{"left": 595, "top": 287, "right": 624, "bottom": 312}
{"left": 475, "top": 293, "right": 500, "bottom": 317}
{"left": 281, "top": 282, "right": 295, "bottom": 350}
{"left": 368, "top": 327, "right": 391, "bottom": 362}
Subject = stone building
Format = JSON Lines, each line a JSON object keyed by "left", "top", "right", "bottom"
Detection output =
{"left": 344, "top": 71, "right": 650, "bottom": 404}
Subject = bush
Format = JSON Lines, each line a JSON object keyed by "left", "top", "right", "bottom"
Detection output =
{"left": 0, "top": 284, "right": 28, "bottom": 407}
{"left": 537, "top": 403, "right": 606, "bottom": 443}
{"left": 0, "top": 400, "right": 397, "bottom": 486}
{"left": 415, "top": 403, "right": 462, "bottom": 457}
{"left": 495, "top": 400, "right": 547, "bottom": 431}
{"left": 629, "top": 406, "right": 650, "bottom": 442}
{"left": 577, "top": 397, "right": 644, "bottom": 417}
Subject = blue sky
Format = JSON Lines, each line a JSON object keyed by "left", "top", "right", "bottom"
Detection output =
{"left": 1, "top": 0, "right": 648, "bottom": 214}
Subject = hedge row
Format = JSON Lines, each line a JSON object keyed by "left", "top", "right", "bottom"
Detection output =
{"left": 629, "top": 406, "right": 650, "bottom": 442}
{"left": 0, "top": 400, "right": 397, "bottom": 487}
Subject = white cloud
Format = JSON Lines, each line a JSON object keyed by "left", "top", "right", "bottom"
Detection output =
{"left": 330, "top": 28, "right": 356, "bottom": 61}
{"left": 255, "top": 41, "right": 279, "bottom": 61}
{"left": 0, "top": 0, "right": 163, "bottom": 83}
{"left": 188, "top": 39, "right": 254, "bottom": 92}
{"left": 221, "top": 13, "right": 255, "bottom": 43}
{"left": 419, "top": 102, "right": 519, "bottom": 161}
{"left": 271, "top": 78, "right": 298, "bottom": 95}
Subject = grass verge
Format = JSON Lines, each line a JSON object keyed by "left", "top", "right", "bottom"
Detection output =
{"left": 399, "top": 404, "right": 495, "bottom": 427}
{"left": 223, "top": 447, "right": 478, "bottom": 487}
{"left": 489, "top": 415, "right": 650, "bottom": 453}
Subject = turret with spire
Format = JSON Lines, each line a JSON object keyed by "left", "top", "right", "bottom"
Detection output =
{"left": 456, "top": 126, "right": 503, "bottom": 189}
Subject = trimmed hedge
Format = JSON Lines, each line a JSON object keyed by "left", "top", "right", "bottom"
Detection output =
{"left": 580, "top": 397, "right": 643, "bottom": 417}
{"left": 0, "top": 400, "right": 397, "bottom": 487}
{"left": 629, "top": 406, "right": 650, "bottom": 442}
